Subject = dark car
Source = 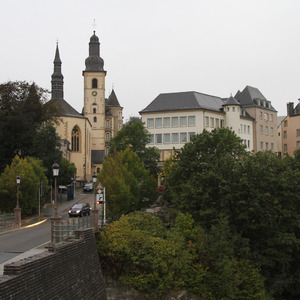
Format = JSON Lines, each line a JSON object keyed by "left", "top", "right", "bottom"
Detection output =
{"left": 58, "top": 185, "right": 67, "bottom": 193}
{"left": 68, "top": 203, "right": 91, "bottom": 217}
{"left": 83, "top": 183, "right": 93, "bottom": 192}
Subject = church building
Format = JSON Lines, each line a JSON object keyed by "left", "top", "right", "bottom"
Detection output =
{"left": 48, "top": 31, "right": 123, "bottom": 183}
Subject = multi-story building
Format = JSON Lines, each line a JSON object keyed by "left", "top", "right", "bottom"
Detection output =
{"left": 48, "top": 31, "right": 123, "bottom": 182}
{"left": 234, "top": 86, "right": 278, "bottom": 152}
{"left": 281, "top": 100, "right": 300, "bottom": 156}
{"left": 140, "top": 91, "right": 255, "bottom": 162}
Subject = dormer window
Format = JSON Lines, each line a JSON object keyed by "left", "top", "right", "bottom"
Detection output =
{"left": 92, "top": 78, "right": 98, "bottom": 88}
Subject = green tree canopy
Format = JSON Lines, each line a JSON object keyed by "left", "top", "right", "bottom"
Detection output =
{"left": 0, "top": 155, "right": 48, "bottom": 216}
{"left": 0, "top": 81, "right": 57, "bottom": 173}
{"left": 98, "top": 147, "right": 157, "bottom": 217}
{"left": 109, "top": 118, "right": 160, "bottom": 176}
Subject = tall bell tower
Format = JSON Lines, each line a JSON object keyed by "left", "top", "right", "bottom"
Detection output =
{"left": 82, "top": 31, "right": 107, "bottom": 166}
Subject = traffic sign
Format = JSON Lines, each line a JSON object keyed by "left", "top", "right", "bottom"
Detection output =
{"left": 96, "top": 182, "right": 103, "bottom": 190}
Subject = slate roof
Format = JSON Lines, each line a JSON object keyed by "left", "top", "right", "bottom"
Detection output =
{"left": 107, "top": 89, "right": 121, "bottom": 107}
{"left": 48, "top": 98, "right": 85, "bottom": 118}
{"left": 234, "top": 85, "right": 276, "bottom": 111}
{"left": 140, "top": 91, "right": 225, "bottom": 113}
{"left": 223, "top": 96, "right": 240, "bottom": 106}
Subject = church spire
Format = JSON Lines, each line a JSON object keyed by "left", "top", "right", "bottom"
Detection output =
{"left": 84, "top": 31, "right": 105, "bottom": 72}
{"left": 51, "top": 43, "right": 64, "bottom": 100}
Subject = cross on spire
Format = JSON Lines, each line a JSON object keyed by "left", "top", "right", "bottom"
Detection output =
{"left": 92, "top": 18, "right": 97, "bottom": 32}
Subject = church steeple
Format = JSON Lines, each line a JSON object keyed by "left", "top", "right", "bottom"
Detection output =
{"left": 84, "top": 31, "right": 105, "bottom": 72}
{"left": 51, "top": 43, "right": 64, "bottom": 100}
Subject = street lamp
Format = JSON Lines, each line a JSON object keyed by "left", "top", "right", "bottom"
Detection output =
{"left": 92, "top": 172, "right": 97, "bottom": 210}
{"left": 16, "top": 175, "right": 20, "bottom": 208}
{"left": 52, "top": 163, "right": 59, "bottom": 216}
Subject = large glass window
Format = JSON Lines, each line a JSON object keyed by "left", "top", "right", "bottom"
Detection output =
{"left": 172, "top": 117, "right": 178, "bottom": 127}
{"left": 205, "top": 117, "right": 209, "bottom": 127}
{"left": 216, "top": 119, "right": 219, "bottom": 128}
{"left": 164, "top": 133, "right": 170, "bottom": 144}
{"left": 180, "top": 116, "right": 187, "bottom": 127}
{"left": 210, "top": 118, "right": 214, "bottom": 128}
{"left": 180, "top": 133, "right": 187, "bottom": 143}
{"left": 163, "top": 117, "right": 170, "bottom": 128}
{"left": 149, "top": 134, "right": 154, "bottom": 144}
{"left": 71, "top": 126, "right": 80, "bottom": 152}
{"left": 172, "top": 133, "right": 179, "bottom": 143}
{"left": 189, "top": 132, "right": 195, "bottom": 141}
{"left": 188, "top": 116, "right": 195, "bottom": 127}
{"left": 156, "top": 118, "right": 162, "bottom": 128}
{"left": 156, "top": 134, "right": 162, "bottom": 144}
{"left": 148, "top": 118, "right": 154, "bottom": 128}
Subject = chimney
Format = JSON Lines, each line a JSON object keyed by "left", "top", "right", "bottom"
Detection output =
{"left": 287, "top": 102, "right": 294, "bottom": 116}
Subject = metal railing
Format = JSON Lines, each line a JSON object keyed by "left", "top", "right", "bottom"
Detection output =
{"left": 52, "top": 216, "right": 93, "bottom": 243}
{"left": 0, "top": 212, "right": 15, "bottom": 229}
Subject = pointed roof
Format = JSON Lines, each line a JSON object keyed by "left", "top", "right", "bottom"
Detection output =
{"left": 140, "top": 91, "right": 224, "bottom": 113}
{"left": 107, "top": 89, "right": 121, "bottom": 107}
{"left": 48, "top": 98, "right": 85, "bottom": 119}
{"left": 51, "top": 43, "right": 64, "bottom": 100}
{"left": 223, "top": 95, "right": 240, "bottom": 106}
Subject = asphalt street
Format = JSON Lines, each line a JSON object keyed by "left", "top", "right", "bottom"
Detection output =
{"left": 0, "top": 190, "right": 98, "bottom": 273}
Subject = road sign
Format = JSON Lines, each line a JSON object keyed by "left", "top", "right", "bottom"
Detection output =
{"left": 96, "top": 182, "right": 103, "bottom": 190}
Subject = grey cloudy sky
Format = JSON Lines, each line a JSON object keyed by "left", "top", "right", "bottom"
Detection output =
{"left": 1, "top": 0, "right": 300, "bottom": 120}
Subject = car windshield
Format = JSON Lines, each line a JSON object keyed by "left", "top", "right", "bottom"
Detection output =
{"left": 85, "top": 183, "right": 92, "bottom": 187}
{"left": 71, "top": 204, "right": 83, "bottom": 209}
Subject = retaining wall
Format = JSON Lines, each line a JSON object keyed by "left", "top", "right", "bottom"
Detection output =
{"left": 0, "top": 229, "right": 107, "bottom": 300}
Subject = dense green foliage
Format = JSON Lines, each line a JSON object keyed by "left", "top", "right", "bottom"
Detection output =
{"left": 98, "top": 211, "right": 266, "bottom": 298}
{"left": 109, "top": 118, "right": 160, "bottom": 176}
{"left": 98, "top": 147, "right": 157, "bottom": 217}
{"left": 0, "top": 81, "right": 57, "bottom": 173}
{"left": 0, "top": 156, "right": 48, "bottom": 216}
{"left": 165, "top": 128, "right": 300, "bottom": 299}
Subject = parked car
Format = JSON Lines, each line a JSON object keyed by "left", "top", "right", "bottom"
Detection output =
{"left": 68, "top": 203, "right": 91, "bottom": 217}
{"left": 58, "top": 185, "right": 67, "bottom": 193}
{"left": 83, "top": 183, "right": 93, "bottom": 192}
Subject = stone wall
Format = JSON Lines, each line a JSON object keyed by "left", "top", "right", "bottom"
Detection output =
{"left": 0, "top": 229, "right": 107, "bottom": 300}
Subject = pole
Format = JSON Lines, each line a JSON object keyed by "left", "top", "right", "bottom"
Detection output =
{"left": 54, "top": 177, "right": 58, "bottom": 217}
{"left": 103, "top": 187, "right": 106, "bottom": 225}
{"left": 38, "top": 183, "right": 41, "bottom": 216}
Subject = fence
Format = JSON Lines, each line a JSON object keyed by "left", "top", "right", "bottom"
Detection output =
{"left": 0, "top": 212, "right": 15, "bottom": 229}
{"left": 52, "top": 216, "right": 93, "bottom": 243}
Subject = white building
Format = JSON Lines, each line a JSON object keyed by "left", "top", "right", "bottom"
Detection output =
{"left": 140, "top": 91, "right": 254, "bottom": 162}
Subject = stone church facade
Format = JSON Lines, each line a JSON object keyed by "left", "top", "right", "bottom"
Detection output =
{"left": 48, "top": 31, "right": 123, "bottom": 183}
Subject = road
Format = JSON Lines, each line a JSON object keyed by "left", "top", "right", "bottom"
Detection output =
{"left": 0, "top": 192, "right": 97, "bottom": 267}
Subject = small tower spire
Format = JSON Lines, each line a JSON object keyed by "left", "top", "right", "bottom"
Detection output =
{"left": 51, "top": 43, "right": 64, "bottom": 99}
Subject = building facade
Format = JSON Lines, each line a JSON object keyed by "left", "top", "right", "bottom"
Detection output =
{"left": 140, "top": 91, "right": 255, "bottom": 162}
{"left": 281, "top": 100, "right": 300, "bottom": 156}
{"left": 48, "top": 32, "right": 123, "bottom": 182}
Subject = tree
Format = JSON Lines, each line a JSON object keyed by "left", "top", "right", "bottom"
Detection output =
{"left": 0, "top": 155, "right": 48, "bottom": 216}
{"left": 167, "top": 128, "right": 247, "bottom": 225}
{"left": 98, "top": 147, "right": 157, "bottom": 217}
{"left": 109, "top": 118, "right": 160, "bottom": 176}
{"left": 31, "top": 122, "right": 62, "bottom": 180}
{"left": 0, "top": 81, "right": 56, "bottom": 173}
{"left": 58, "top": 158, "right": 76, "bottom": 186}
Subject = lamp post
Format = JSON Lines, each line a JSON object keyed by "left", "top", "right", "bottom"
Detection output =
{"left": 16, "top": 175, "right": 20, "bottom": 208}
{"left": 92, "top": 172, "right": 97, "bottom": 210}
{"left": 52, "top": 163, "right": 59, "bottom": 217}
{"left": 14, "top": 175, "right": 21, "bottom": 226}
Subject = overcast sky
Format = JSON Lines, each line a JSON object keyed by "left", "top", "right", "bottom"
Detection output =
{"left": 1, "top": 0, "right": 300, "bottom": 120}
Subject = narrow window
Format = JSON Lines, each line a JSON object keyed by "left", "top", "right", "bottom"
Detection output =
{"left": 92, "top": 78, "right": 98, "bottom": 88}
{"left": 180, "top": 116, "right": 187, "bottom": 127}
{"left": 163, "top": 117, "right": 170, "bottom": 128}
{"left": 156, "top": 118, "right": 162, "bottom": 128}
{"left": 164, "top": 133, "right": 170, "bottom": 144}
{"left": 71, "top": 126, "right": 80, "bottom": 152}
{"left": 148, "top": 118, "right": 154, "bottom": 128}
{"left": 149, "top": 134, "right": 154, "bottom": 144}
{"left": 156, "top": 134, "right": 162, "bottom": 144}
{"left": 106, "top": 120, "right": 110, "bottom": 128}
{"left": 172, "top": 117, "right": 178, "bottom": 127}
{"left": 94, "top": 116, "right": 97, "bottom": 123}
{"left": 188, "top": 116, "right": 195, "bottom": 127}
{"left": 106, "top": 132, "right": 110, "bottom": 141}
{"left": 93, "top": 108, "right": 96, "bottom": 114}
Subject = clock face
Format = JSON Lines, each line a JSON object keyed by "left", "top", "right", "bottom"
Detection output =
{"left": 92, "top": 91, "right": 97, "bottom": 96}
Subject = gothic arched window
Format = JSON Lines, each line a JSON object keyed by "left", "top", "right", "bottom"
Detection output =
{"left": 71, "top": 126, "right": 80, "bottom": 152}
{"left": 92, "top": 78, "right": 98, "bottom": 88}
